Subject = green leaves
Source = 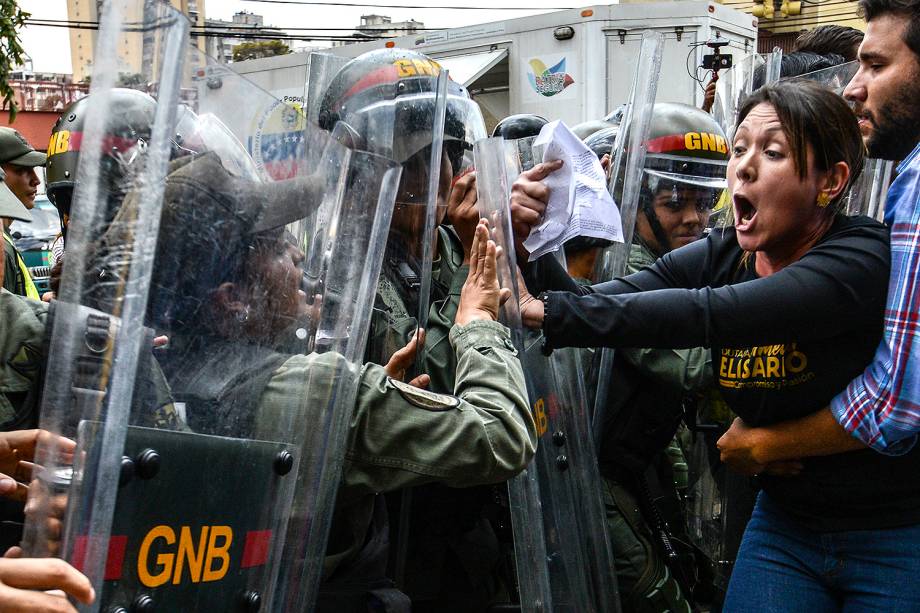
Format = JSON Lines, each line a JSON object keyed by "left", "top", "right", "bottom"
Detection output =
{"left": 0, "top": 0, "right": 30, "bottom": 122}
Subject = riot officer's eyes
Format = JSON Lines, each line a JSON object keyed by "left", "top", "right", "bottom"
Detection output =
{"left": 661, "top": 185, "right": 719, "bottom": 213}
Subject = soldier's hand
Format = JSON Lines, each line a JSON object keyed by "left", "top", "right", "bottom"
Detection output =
{"left": 384, "top": 329, "right": 430, "bottom": 389}
{"left": 457, "top": 220, "right": 512, "bottom": 326}
{"left": 0, "top": 557, "right": 95, "bottom": 612}
{"left": 447, "top": 171, "right": 479, "bottom": 264}
{"left": 510, "top": 160, "right": 563, "bottom": 260}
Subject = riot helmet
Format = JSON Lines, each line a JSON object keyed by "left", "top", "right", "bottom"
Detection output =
{"left": 571, "top": 119, "right": 617, "bottom": 142}
{"left": 318, "top": 47, "right": 485, "bottom": 270}
{"left": 583, "top": 126, "right": 619, "bottom": 160}
{"left": 604, "top": 104, "right": 627, "bottom": 125}
{"left": 318, "top": 48, "right": 486, "bottom": 178}
{"left": 492, "top": 114, "right": 548, "bottom": 139}
{"left": 46, "top": 89, "right": 160, "bottom": 231}
{"left": 620, "top": 103, "right": 729, "bottom": 255}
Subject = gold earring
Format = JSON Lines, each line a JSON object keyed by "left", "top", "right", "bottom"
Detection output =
{"left": 816, "top": 192, "right": 831, "bottom": 208}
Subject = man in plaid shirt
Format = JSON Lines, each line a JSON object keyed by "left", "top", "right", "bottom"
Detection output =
{"left": 717, "top": 0, "right": 920, "bottom": 470}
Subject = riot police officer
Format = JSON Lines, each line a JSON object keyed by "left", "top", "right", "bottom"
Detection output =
{"left": 145, "top": 151, "right": 534, "bottom": 612}
{"left": 318, "top": 49, "right": 524, "bottom": 611}
{"left": 600, "top": 103, "right": 729, "bottom": 612}
{"left": 516, "top": 102, "right": 730, "bottom": 612}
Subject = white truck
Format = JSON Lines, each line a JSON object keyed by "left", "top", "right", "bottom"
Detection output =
{"left": 230, "top": 1, "right": 758, "bottom": 132}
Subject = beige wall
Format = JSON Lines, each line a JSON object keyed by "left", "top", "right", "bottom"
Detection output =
{"left": 68, "top": 0, "right": 207, "bottom": 82}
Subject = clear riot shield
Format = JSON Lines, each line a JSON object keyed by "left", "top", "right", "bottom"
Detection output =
{"left": 711, "top": 53, "right": 766, "bottom": 139}
{"left": 591, "top": 30, "right": 664, "bottom": 446}
{"left": 305, "top": 53, "right": 350, "bottom": 125}
{"left": 312, "top": 58, "right": 452, "bottom": 371}
{"left": 684, "top": 395, "right": 759, "bottom": 598}
{"left": 475, "top": 137, "right": 620, "bottom": 613}
{"left": 783, "top": 61, "right": 893, "bottom": 220}
{"left": 164, "top": 48, "right": 402, "bottom": 613}
{"left": 846, "top": 157, "right": 894, "bottom": 220}
{"left": 24, "top": 8, "right": 401, "bottom": 612}
{"left": 786, "top": 60, "right": 858, "bottom": 95}
{"left": 22, "top": 0, "right": 191, "bottom": 599}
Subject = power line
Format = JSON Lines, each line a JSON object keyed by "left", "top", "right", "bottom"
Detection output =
{"left": 25, "top": 17, "right": 447, "bottom": 31}
{"left": 24, "top": 21, "right": 373, "bottom": 42}
{"left": 241, "top": 0, "right": 570, "bottom": 9}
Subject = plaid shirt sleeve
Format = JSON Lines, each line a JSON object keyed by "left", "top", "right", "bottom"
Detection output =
{"left": 831, "top": 143, "right": 920, "bottom": 455}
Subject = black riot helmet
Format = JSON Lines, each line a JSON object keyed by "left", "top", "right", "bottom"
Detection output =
{"left": 46, "top": 89, "right": 159, "bottom": 231}
{"left": 491, "top": 114, "right": 548, "bottom": 140}
{"left": 317, "top": 48, "right": 486, "bottom": 176}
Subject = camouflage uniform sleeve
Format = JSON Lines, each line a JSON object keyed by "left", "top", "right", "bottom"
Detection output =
{"left": 340, "top": 319, "right": 535, "bottom": 504}
{"left": 619, "top": 346, "right": 712, "bottom": 395}
{"left": 0, "top": 290, "right": 48, "bottom": 428}
{"left": 421, "top": 264, "right": 467, "bottom": 393}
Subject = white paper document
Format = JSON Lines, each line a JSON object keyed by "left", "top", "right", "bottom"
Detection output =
{"left": 522, "top": 120, "right": 624, "bottom": 262}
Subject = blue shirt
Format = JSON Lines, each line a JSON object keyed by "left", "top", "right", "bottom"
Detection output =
{"left": 832, "top": 142, "right": 920, "bottom": 454}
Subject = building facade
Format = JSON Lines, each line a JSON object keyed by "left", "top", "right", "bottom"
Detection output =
{"left": 203, "top": 11, "right": 295, "bottom": 64}
{"left": 67, "top": 0, "right": 207, "bottom": 82}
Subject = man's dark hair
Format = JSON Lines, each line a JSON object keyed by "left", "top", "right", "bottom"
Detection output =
{"left": 859, "top": 0, "right": 920, "bottom": 60}
{"left": 793, "top": 25, "right": 864, "bottom": 61}
{"left": 751, "top": 51, "right": 846, "bottom": 90}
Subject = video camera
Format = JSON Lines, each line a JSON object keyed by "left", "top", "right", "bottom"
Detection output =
{"left": 701, "top": 38, "right": 733, "bottom": 72}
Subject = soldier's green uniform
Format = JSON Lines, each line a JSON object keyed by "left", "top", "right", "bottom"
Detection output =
{"left": 0, "top": 291, "right": 183, "bottom": 433}
{"left": 367, "top": 225, "right": 466, "bottom": 393}
{"left": 284, "top": 319, "right": 533, "bottom": 578}
{"left": 600, "top": 238, "right": 712, "bottom": 613}
{"left": 368, "top": 227, "right": 515, "bottom": 611}
{"left": 2, "top": 283, "right": 535, "bottom": 613}
{"left": 164, "top": 309, "right": 534, "bottom": 611}
{"left": 0, "top": 290, "right": 46, "bottom": 431}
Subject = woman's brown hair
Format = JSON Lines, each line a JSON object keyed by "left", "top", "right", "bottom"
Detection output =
{"left": 736, "top": 79, "right": 865, "bottom": 212}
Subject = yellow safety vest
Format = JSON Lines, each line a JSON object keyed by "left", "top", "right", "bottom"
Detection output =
{"left": 3, "top": 231, "right": 39, "bottom": 300}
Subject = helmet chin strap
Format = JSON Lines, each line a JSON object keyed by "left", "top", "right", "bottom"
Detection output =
{"left": 639, "top": 186, "right": 672, "bottom": 257}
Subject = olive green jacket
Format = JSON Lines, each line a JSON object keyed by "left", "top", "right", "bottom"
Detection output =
{"left": 0, "top": 289, "right": 46, "bottom": 429}
{"left": 620, "top": 240, "right": 712, "bottom": 394}
{"left": 366, "top": 226, "right": 467, "bottom": 394}
{"left": 253, "top": 318, "right": 535, "bottom": 577}
{"left": 0, "top": 290, "right": 183, "bottom": 431}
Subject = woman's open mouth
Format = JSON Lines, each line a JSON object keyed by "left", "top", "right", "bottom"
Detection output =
{"left": 734, "top": 194, "right": 757, "bottom": 232}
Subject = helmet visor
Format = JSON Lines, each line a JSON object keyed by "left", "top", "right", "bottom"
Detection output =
{"left": 646, "top": 175, "right": 725, "bottom": 213}
{"left": 333, "top": 86, "right": 485, "bottom": 177}
{"left": 644, "top": 154, "right": 728, "bottom": 190}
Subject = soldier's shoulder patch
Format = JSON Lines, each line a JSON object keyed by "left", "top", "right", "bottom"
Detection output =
{"left": 387, "top": 377, "right": 460, "bottom": 412}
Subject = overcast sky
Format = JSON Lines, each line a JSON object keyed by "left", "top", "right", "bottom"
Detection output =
{"left": 18, "top": 0, "right": 577, "bottom": 74}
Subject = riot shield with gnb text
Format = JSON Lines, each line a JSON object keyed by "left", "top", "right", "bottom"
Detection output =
{"left": 24, "top": 4, "right": 400, "bottom": 612}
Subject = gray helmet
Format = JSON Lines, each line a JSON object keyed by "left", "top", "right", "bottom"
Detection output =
{"left": 618, "top": 103, "right": 730, "bottom": 255}
{"left": 571, "top": 119, "right": 617, "bottom": 141}
{"left": 583, "top": 126, "right": 619, "bottom": 159}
